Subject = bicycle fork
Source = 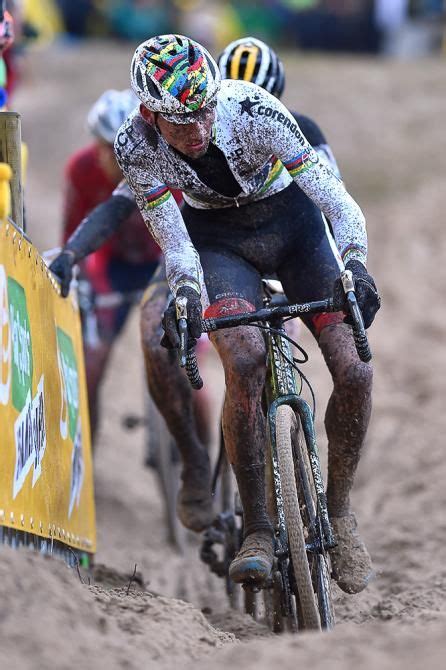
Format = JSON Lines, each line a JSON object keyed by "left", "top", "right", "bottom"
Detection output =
{"left": 266, "top": 324, "right": 336, "bottom": 557}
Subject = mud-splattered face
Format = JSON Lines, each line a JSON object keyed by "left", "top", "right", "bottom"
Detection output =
{"left": 156, "top": 110, "right": 215, "bottom": 159}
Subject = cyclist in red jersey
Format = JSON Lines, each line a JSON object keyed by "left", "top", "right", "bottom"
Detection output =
{"left": 60, "top": 89, "right": 162, "bottom": 442}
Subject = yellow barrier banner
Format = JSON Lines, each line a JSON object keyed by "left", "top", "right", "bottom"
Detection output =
{"left": 0, "top": 222, "right": 96, "bottom": 553}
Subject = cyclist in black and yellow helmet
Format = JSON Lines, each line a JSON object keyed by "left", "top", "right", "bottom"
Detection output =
{"left": 218, "top": 36, "right": 285, "bottom": 98}
{"left": 218, "top": 36, "right": 341, "bottom": 177}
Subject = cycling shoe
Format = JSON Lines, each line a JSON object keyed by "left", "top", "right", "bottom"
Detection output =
{"left": 330, "top": 513, "right": 375, "bottom": 594}
{"left": 229, "top": 530, "right": 274, "bottom": 584}
{"left": 177, "top": 461, "right": 214, "bottom": 532}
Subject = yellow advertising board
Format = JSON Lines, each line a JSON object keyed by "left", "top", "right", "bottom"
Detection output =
{"left": 0, "top": 221, "right": 96, "bottom": 553}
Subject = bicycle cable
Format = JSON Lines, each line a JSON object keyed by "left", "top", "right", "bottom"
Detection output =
{"left": 275, "top": 340, "right": 317, "bottom": 420}
{"left": 243, "top": 322, "right": 317, "bottom": 419}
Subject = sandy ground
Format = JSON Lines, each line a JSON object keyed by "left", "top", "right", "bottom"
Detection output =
{"left": 1, "top": 41, "right": 446, "bottom": 668}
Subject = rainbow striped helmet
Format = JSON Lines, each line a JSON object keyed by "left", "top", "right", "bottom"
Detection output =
{"left": 131, "top": 34, "right": 221, "bottom": 117}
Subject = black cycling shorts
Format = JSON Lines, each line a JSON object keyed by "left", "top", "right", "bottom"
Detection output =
{"left": 183, "top": 183, "right": 344, "bottom": 336}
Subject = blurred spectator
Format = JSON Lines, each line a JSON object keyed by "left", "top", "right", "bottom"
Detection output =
{"left": 100, "top": 1, "right": 170, "bottom": 41}
{"left": 55, "top": 0, "right": 94, "bottom": 36}
{"left": 281, "top": 0, "right": 380, "bottom": 53}
{"left": 374, "top": 0, "right": 409, "bottom": 55}
{"left": 178, "top": 0, "right": 242, "bottom": 52}
{"left": 409, "top": 0, "right": 445, "bottom": 16}
{"left": 23, "top": 0, "right": 63, "bottom": 43}
{"left": 235, "top": 0, "right": 284, "bottom": 42}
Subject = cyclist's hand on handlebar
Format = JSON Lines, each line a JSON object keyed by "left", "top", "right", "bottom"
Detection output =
{"left": 334, "top": 259, "right": 381, "bottom": 329}
{"left": 161, "top": 285, "right": 203, "bottom": 349}
{"left": 49, "top": 249, "right": 76, "bottom": 298}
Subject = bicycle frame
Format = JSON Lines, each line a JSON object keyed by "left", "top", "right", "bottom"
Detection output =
{"left": 264, "top": 313, "right": 336, "bottom": 555}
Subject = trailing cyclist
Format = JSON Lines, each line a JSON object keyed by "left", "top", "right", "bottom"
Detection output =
{"left": 51, "top": 35, "right": 380, "bottom": 595}
{"left": 53, "top": 88, "right": 161, "bottom": 442}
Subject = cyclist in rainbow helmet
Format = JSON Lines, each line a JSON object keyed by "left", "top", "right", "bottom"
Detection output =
{"left": 51, "top": 34, "right": 379, "bottom": 594}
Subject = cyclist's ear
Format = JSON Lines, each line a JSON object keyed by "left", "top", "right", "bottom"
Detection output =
{"left": 140, "top": 104, "right": 156, "bottom": 126}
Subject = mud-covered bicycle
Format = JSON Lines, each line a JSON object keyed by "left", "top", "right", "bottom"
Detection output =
{"left": 176, "top": 270, "right": 371, "bottom": 632}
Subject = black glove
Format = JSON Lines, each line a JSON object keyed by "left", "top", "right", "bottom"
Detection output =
{"left": 49, "top": 250, "right": 76, "bottom": 298}
{"left": 161, "top": 285, "right": 203, "bottom": 349}
{"left": 334, "top": 259, "right": 381, "bottom": 329}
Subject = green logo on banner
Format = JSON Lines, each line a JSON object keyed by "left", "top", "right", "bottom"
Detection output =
{"left": 56, "top": 327, "right": 79, "bottom": 441}
{"left": 8, "top": 278, "right": 33, "bottom": 412}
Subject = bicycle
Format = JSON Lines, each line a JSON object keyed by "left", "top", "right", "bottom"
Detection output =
{"left": 176, "top": 269, "right": 371, "bottom": 632}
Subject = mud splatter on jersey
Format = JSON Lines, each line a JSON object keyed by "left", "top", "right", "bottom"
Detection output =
{"left": 114, "top": 79, "right": 367, "bottom": 295}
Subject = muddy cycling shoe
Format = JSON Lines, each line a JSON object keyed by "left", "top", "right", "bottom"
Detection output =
{"left": 177, "top": 461, "right": 214, "bottom": 533}
{"left": 330, "top": 513, "right": 375, "bottom": 594}
{"left": 229, "top": 530, "right": 274, "bottom": 584}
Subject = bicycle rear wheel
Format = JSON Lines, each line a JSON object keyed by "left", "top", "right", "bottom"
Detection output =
{"left": 145, "top": 393, "right": 185, "bottom": 551}
{"left": 275, "top": 404, "right": 321, "bottom": 630}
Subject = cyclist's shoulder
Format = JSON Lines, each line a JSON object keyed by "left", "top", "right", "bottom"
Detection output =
{"left": 219, "top": 78, "right": 278, "bottom": 108}
{"left": 217, "top": 80, "right": 287, "bottom": 144}
{"left": 289, "top": 112, "right": 327, "bottom": 146}
{"left": 114, "top": 110, "right": 159, "bottom": 167}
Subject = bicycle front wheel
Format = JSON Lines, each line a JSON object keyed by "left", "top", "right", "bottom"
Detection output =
{"left": 293, "top": 413, "right": 335, "bottom": 630}
{"left": 275, "top": 404, "right": 321, "bottom": 630}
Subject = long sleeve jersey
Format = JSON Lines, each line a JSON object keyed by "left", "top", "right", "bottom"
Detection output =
{"left": 114, "top": 79, "right": 366, "bottom": 296}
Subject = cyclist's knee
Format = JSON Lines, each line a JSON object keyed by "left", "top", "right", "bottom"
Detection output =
{"left": 342, "top": 359, "right": 373, "bottom": 397}
{"left": 319, "top": 323, "right": 373, "bottom": 395}
{"left": 211, "top": 328, "right": 266, "bottom": 390}
{"left": 140, "top": 296, "right": 165, "bottom": 354}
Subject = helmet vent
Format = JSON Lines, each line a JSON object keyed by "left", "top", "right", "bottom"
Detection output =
{"left": 147, "top": 55, "right": 174, "bottom": 73}
{"left": 140, "top": 69, "right": 162, "bottom": 100}
{"left": 188, "top": 42, "right": 196, "bottom": 64}
{"left": 206, "top": 55, "right": 216, "bottom": 78}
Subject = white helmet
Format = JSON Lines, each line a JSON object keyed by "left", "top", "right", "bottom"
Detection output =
{"left": 130, "top": 34, "right": 220, "bottom": 118}
{"left": 87, "top": 89, "right": 138, "bottom": 144}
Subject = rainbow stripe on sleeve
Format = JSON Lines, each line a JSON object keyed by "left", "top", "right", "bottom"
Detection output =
{"left": 259, "top": 156, "right": 285, "bottom": 194}
{"left": 341, "top": 243, "right": 367, "bottom": 264}
{"left": 144, "top": 184, "right": 172, "bottom": 210}
{"left": 284, "top": 149, "right": 315, "bottom": 178}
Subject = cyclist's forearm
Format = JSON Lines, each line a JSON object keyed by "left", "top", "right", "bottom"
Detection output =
{"left": 64, "top": 195, "right": 134, "bottom": 261}
{"left": 294, "top": 161, "right": 367, "bottom": 266}
{"left": 134, "top": 192, "right": 203, "bottom": 296}
{"left": 314, "top": 143, "right": 342, "bottom": 181}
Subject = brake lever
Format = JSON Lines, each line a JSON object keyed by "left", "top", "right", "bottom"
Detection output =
{"left": 341, "top": 270, "right": 365, "bottom": 329}
{"left": 175, "top": 295, "right": 188, "bottom": 368}
{"left": 340, "top": 269, "right": 372, "bottom": 363}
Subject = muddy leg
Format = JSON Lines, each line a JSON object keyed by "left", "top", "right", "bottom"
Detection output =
{"left": 319, "top": 322, "right": 374, "bottom": 593}
{"left": 140, "top": 284, "right": 213, "bottom": 531}
{"left": 318, "top": 322, "right": 373, "bottom": 516}
{"left": 211, "top": 326, "right": 274, "bottom": 583}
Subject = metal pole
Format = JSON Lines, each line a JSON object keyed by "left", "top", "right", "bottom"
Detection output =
{"left": 0, "top": 111, "right": 23, "bottom": 231}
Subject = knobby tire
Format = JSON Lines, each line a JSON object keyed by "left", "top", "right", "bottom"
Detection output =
{"left": 275, "top": 404, "right": 321, "bottom": 630}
